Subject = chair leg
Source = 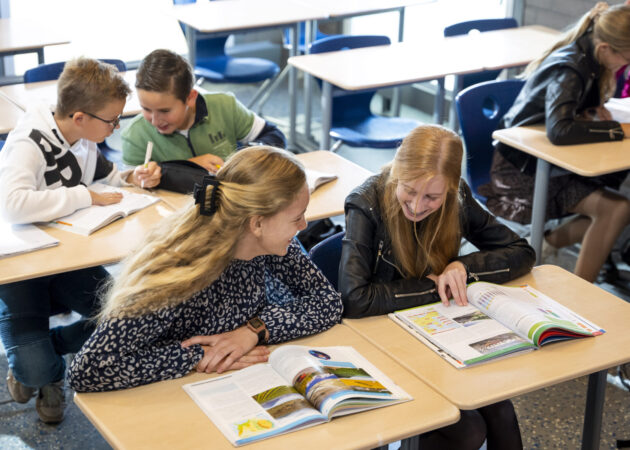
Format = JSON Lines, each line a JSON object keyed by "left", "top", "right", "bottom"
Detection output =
{"left": 254, "top": 65, "right": 290, "bottom": 114}
{"left": 330, "top": 140, "right": 343, "bottom": 153}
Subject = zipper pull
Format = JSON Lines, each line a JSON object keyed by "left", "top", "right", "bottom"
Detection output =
{"left": 373, "top": 240, "right": 384, "bottom": 275}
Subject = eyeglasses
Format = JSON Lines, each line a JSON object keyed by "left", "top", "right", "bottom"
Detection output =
{"left": 70, "top": 111, "right": 121, "bottom": 128}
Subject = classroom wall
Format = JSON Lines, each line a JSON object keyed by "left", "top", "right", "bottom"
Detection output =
{"left": 522, "top": 0, "right": 597, "bottom": 30}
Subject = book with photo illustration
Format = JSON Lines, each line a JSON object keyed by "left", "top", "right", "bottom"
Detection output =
{"left": 49, "top": 183, "right": 160, "bottom": 236}
{"left": 305, "top": 169, "right": 337, "bottom": 193}
{"left": 183, "top": 345, "right": 411, "bottom": 446}
{"left": 390, "top": 281, "right": 604, "bottom": 369}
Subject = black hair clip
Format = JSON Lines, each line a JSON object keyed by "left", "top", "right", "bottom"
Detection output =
{"left": 193, "top": 175, "right": 221, "bottom": 216}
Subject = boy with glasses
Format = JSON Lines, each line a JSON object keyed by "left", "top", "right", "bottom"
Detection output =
{"left": 0, "top": 57, "right": 161, "bottom": 424}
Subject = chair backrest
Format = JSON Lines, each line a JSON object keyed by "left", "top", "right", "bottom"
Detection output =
{"left": 310, "top": 35, "right": 390, "bottom": 123}
{"left": 308, "top": 231, "right": 345, "bottom": 290}
{"left": 444, "top": 18, "right": 518, "bottom": 89}
{"left": 24, "top": 59, "right": 127, "bottom": 83}
{"left": 455, "top": 79, "right": 525, "bottom": 201}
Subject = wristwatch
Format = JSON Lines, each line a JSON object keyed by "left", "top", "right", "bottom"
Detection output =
{"left": 246, "top": 317, "right": 268, "bottom": 345}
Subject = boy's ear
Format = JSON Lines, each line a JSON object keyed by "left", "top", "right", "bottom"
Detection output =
{"left": 70, "top": 112, "right": 85, "bottom": 126}
{"left": 185, "top": 89, "right": 198, "bottom": 108}
{"left": 248, "top": 215, "right": 264, "bottom": 238}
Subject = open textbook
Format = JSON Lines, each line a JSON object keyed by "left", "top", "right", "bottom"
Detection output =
{"left": 0, "top": 222, "right": 58, "bottom": 258}
{"left": 49, "top": 184, "right": 160, "bottom": 236}
{"left": 390, "top": 281, "right": 604, "bottom": 369}
{"left": 305, "top": 169, "right": 337, "bottom": 194}
{"left": 183, "top": 345, "right": 411, "bottom": 446}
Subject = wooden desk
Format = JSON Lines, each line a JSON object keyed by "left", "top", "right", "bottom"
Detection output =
{"left": 343, "top": 265, "right": 630, "bottom": 450}
{"left": 492, "top": 125, "right": 630, "bottom": 263}
{"left": 0, "top": 92, "right": 23, "bottom": 135}
{"left": 172, "top": 0, "right": 329, "bottom": 150}
{"left": 289, "top": 25, "right": 559, "bottom": 149}
{"left": 74, "top": 324, "right": 459, "bottom": 450}
{"left": 0, "top": 18, "right": 69, "bottom": 65}
{"left": 0, "top": 151, "right": 370, "bottom": 285}
{"left": 0, "top": 70, "right": 140, "bottom": 118}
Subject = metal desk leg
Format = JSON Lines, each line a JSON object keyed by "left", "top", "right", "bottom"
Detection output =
{"left": 288, "top": 24, "right": 299, "bottom": 150}
{"left": 185, "top": 27, "right": 197, "bottom": 66}
{"left": 433, "top": 78, "right": 445, "bottom": 124}
{"left": 391, "top": 7, "right": 406, "bottom": 117}
{"left": 581, "top": 370, "right": 606, "bottom": 450}
{"left": 37, "top": 48, "right": 45, "bottom": 65}
{"left": 321, "top": 81, "right": 332, "bottom": 150}
{"left": 531, "top": 158, "right": 550, "bottom": 264}
{"left": 448, "top": 75, "right": 464, "bottom": 132}
{"left": 304, "top": 20, "right": 315, "bottom": 140}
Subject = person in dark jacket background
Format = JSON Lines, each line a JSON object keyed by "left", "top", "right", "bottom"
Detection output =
{"left": 482, "top": 2, "right": 630, "bottom": 282}
{"left": 340, "top": 124, "right": 533, "bottom": 450}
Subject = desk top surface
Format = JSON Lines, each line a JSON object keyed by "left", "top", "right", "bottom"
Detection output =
{"left": 289, "top": 25, "right": 559, "bottom": 90}
{"left": 173, "top": 0, "right": 328, "bottom": 33}
{"left": 0, "top": 18, "right": 70, "bottom": 54}
{"left": 0, "top": 151, "right": 371, "bottom": 285}
{"left": 493, "top": 125, "right": 630, "bottom": 177}
{"left": 0, "top": 70, "right": 141, "bottom": 121}
{"left": 74, "top": 324, "right": 459, "bottom": 450}
{"left": 0, "top": 93, "right": 25, "bottom": 134}
{"left": 344, "top": 265, "right": 630, "bottom": 409}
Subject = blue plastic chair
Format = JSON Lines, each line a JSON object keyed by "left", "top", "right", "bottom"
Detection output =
{"left": 24, "top": 59, "right": 126, "bottom": 83}
{"left": 308, "top": 231, "right": 345, "bottom": 290}
{"left": 455, "top": 79, "right": 525, "bottom": 203}
{"left": 173, "top": 0, "right": 279, "bottom": 108}
{"left": 310, "top": 35, "right": 421, "bottom": 152}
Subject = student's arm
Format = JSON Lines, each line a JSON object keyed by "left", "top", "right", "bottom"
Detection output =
{"left": 231, "top": 94, "right": 287, "bottom": 149}
{"left": 339, "top": 203, "right": 439, "bottom": 318}
{"left": 545, "top": 68, "right": 624, "bottom": 144}
{"left": 456, "top": 182, "right": 536, "bottom": 283}
{"left": 0, "top": 141, "right": 92, "bottom": 224}
{"left": 258, "top": 240, "right": 343, "bottom": 342}
{"left": 246, "top": 121, "right": 287, "bottom": 148}
{"left": 68, "top": 312, "right": 204, "bottom": 392}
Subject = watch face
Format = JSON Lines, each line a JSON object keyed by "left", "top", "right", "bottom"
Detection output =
{"left": 249, "top": 318, "right": 264, "bottom": 329}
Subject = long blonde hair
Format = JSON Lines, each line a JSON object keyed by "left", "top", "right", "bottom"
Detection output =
{"left": 98, "top": 146, "right": 306, "bottom": 320}
{"left": 523, "top": 3, "right": 630, "bottom": 101}
{"left": 381, "top": 125, "right": 463, "bottom": 279}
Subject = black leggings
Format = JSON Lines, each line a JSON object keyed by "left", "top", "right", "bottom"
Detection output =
{"left": 417, "top": 400, "right": 522, "bottom": 450}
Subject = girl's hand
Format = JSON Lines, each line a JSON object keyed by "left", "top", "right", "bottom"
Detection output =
{"left": 189, "top": 154, "right": 224, "bottom": 174}
{"left": 89, "top": 190, "right": 123, "bottom": 206}
{"left": 129, "top": 161, "right": 161, "bottom": 188}
{"left": 594, "top": 106, "right": 612, "bottom": 121}
{"left": 432, "top": 261, "right": 468, "bottom": 307}
{"left": 181, "top": 326, "right": 262, "bottom": 374}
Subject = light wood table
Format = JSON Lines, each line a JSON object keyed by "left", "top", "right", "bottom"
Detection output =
{"left": 492, "top": 125, "right": 630, "bottom": 263}
{"left": 343, "top": 265, "right": 630, "bottom": 450}
{"left": 289, "top": 25, "right": 559, "bottom": 149}
{"left": 74, "top": 324, "right": 459, "bottom": 450}
{"left": 0, "top": 18, "right": 69, "bottom": 65}
{"left": 172, "top": 0, "right": 329, "bottom": 150}
{"left": 0, "top": 92, "right": 24, "bottom": 134}
{"left": 0, "top": 70, "right": 140, "bottom": 118}
{"left": 0, "top": 151, "right": 370, "bottom": 285}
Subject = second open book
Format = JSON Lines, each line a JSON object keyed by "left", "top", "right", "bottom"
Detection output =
{"left": 390, "top": 281, "right": 604, "bottom": 368}
{"left": 183, "top": 345, "right": 410, "bottom": 446}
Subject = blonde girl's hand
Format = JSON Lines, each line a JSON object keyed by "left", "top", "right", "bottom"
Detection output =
{"left": 594, "top": 106, "right": 612, "bottom": 121}
{"left": 433, "top": 261, "right": 468, "bottom": 307}
{"left": 181, "top": 326, "right": 260, "bottom": 374}
{"left": 89, "top": 189, "right": 123, "bottom": 206}
{"left": 225, "top": 346, "right": 270, "bottom": 371}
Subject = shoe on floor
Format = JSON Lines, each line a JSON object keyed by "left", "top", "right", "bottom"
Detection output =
{"left": 36, "top": 380, "right": 66, "bottom": 424}
{"left": 6, "top": 368, "right": 36, "bottom": 403}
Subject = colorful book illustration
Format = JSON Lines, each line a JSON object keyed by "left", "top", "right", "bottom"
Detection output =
{"left": 390, "top": 281, "right": 604, "bottom": 368}
{"left": 49, "top": 183, "right": 160, "bottom": 236}
{"left": 183, "top": 345, "right": 411, "bottom": 446}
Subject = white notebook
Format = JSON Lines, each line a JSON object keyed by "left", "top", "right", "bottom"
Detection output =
{"left": 305, "top": 169, "right": 337, "bottom": 194}
{"left": 49, "top": 184, "right": 160, "bottom": 236}
{"left": 0, "top": 222, "right": 59, "bottom": 258}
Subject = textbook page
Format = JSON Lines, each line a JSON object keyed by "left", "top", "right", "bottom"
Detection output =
{"left": 466, "top": 282, "right": 604, "bottom": 346}
{"left": 0, "top": 222, "right": 58, "bottom": 258}
{"left": 49, "top": 184, "right": 160, "bottom": 236}
{"left": 393, "top": 302, "right": 536, "bottom": 367}
{"left": 604, "top": 97, "right": 630, "bottom": 123}
{"left": 305, "top": 169, "right": 337, "bottom": 194}
{"left": 183, "top": 363, "right": 325, "bottom": 446}
{"left": 269, "top": 345, "right": 410, "bottom": 418}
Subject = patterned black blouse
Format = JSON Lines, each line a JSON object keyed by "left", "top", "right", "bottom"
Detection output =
{"left": 68, "top": 241, "right": 343, "bottom": 392}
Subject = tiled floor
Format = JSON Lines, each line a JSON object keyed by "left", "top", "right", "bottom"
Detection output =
{"left": 2, "top": 77, "right": 630, "bottom": 450}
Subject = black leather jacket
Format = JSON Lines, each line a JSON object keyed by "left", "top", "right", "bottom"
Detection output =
{"left": 497, "top": 31, "right": 624, "bottom": 175}
{"left": 339, "top": 175, "right": 536, "bottom": 318}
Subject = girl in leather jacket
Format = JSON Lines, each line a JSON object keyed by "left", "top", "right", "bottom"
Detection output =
{"left": 341, "top": 125, "right": 532, "bottom": 450}
{"left": 483, "top": 2, "right": 630, "bottom": 282}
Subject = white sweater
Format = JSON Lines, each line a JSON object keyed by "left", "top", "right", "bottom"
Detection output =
{"left": 0, "top": 103, "right": 131, "bottom": 224}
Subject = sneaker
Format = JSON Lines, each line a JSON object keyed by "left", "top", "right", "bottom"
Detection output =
{"left": 6, "top": 369, "right": 36, "bottom": 403}
{"left": 36, "top": 380, "right": 66, "bottom": 424}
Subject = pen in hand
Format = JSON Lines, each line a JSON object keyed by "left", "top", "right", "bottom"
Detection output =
{"left": 141, "top": 141, "right": 153, "bottom": 188}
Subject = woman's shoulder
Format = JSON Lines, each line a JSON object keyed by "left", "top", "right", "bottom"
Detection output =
{"left": 345, "top": 174, "right": 382, "bottom": 212}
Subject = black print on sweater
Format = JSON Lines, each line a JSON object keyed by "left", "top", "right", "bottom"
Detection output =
{"left": 29, "top": 129, "right": 81, "bottom": 187}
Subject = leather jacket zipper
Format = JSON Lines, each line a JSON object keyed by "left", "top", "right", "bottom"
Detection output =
{"left": 373, "top": 240, "right": 384, "bottom": 275}
{"left": 587, "top": 127, "right": 624, "bottom": 139}
{"left": 468, "top": 268, "right": 510, "bottom": 281}
{"left": 395, "top": 288, "right": 436, "bottom": 299}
